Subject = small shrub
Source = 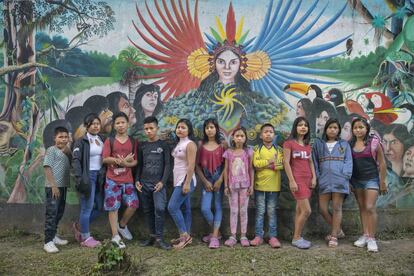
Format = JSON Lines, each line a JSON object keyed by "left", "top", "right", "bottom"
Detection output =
{"left": 92, "top": 239, "right": 131, "bottom": 274}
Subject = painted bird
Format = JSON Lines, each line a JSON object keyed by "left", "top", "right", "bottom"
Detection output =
{"left": 374, "top": 107, "right": 413, "bottom": 131}
{"left": 365, "top": 92, "right": 397, "bottom": 124}
{"left": 284, "top": 83, "right": 323, "bottom": 102}
{"left": 325, "top": 88, "right": 368, "bottom": 119}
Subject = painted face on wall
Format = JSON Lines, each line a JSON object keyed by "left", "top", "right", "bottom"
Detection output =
{"left": 341, "top": 121, "right": 352, "bottom": 141}
{"left": 141, "top": 91, "right": 159, "bottom": 117}
{"left": 403, "top": 145, "right": 414, "bottom": 177}
{"left": 99, "top": 108, "right": 113, "bottom": 133}
{"left": 296, "top": 101, "right": 305, "bottom": 117}
{"left": 316, "top": 110, "right": 329, "bottom": 133}
{"left": 118, "top": 97, "right": 136, "bottom": 125}
{"left": 215, "top": 50, "right": 240, "bottom": 85}
{"left": 383, "top": 133, "right": 405, "bottom": 162}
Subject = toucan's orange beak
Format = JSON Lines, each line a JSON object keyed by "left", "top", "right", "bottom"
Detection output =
{"left": 283, "top": 83, "right": 310, "bottom": 95}
{"left": 374, "top": 108, "right": 400, "bottom": 115}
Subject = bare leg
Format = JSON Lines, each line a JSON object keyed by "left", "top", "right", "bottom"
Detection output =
{"left": 319, "top": 193, "right": 332, "bottom": 226}
{"left": 365, "top": 190, "right": 379, "bottom": 238}
{"left": 119, "top": 207, "right": 137, "bottom": 227}
{"left": 354, "top": 189, "right": 368, "bottom": 235}
{"left": 108, "top": 211, "right": 118, "bottom": 237}
{"left": 331, "top": 193, "right": 345, "bottom": 237}
{"left": 293, "top": 199, "right": 311, "bottom": 240}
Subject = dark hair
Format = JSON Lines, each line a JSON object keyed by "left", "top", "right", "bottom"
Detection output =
{"left": 289, "top": 116, "right": 311, "bottom": 145}
{"left": 107, "top": 91, "right": 128, "bottom": 113}
{"left": 54, "top": 126, "right": 69, "bottom": 136}
{"left": 175, "top": 118, "right": 195, "bottom": 141}
{"left": 133, "top": 84, "right": 163, "bottom": 125}
{"left": 83, "top": 95, "right": 109, "bottom": 115}
{"left": 260, "top": 123, "right": 275, "bottom": 132}
{"left": 143, "top": 116, "right": 158, "bottom": 125}
{"left": 112, "top": 112, "right": 129, "bottom": 127}
{"left": 230, "top": 127, "right": 248, "bottom": 149}
{"left": 43, "top": 120, "right": 72, "bottom": 148}
{"left": 83, "top": 113, "right": 101, "bottom": 129}
{"left": 202, "top": 118, "right": 221, "bottom": 144}
{"left": 65, "top": 106, "right": 86, "bottom": 133}
{"left": 297, "top": 98, "right": 312, "bottom": 118}
{"left": 322, "top": 118, "right": 341, "bottom": 141}
{"left": 309, "top": 98, "right": 338, "bottom": 134}
{"left": 350, "top": 117, "right": 371, "bottom": 147}
{"left": 383, "top": 124, "right": 411, "bottom": 152}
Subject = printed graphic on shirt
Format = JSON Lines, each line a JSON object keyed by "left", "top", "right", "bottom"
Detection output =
{"left": 292, "top": 150, "right": 310, "bottom": 159}
{"left": 231, "top": 157, "right": 246, "bottom": 177}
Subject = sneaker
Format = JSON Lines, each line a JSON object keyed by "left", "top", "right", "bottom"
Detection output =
{"left": 292, "top": 237, "right": 311, "bottom": 249}
{"left": 250, "top": 236, "right": 263, "bottom": 246}
{"left": 354, "top": 235, "right": 369, "bottom": 248}
{"left": 44, "top": 241, "right": 59, "bottom": 253}
{"left": 268, "top": 237, "right": 281, "bottom": 248}
{"left": 208, "top": 237, "right": 220, "bottom": 249}
{"left": 80, "top": 237, "right": 101, "bottom": 248}
{"left": 111, "top": 235, "right": 126, "bottom": 249}
{"left": 140, "top": 237, "right": 155, "bottom": 247}
{"left": 155, "top": 239, "right": 172, "bottom": 250}
{"left": 240, "top": 237, "right": 250, "bottom": 247}
{"left": 72, "top": 222, "right": 81, "bottom": 243}
{"left": 367, "top": 238, "right": 378, "bottom": 253}
{"left": 53, "top": 236, "right": 68, "bottom": 246}
{"left": 224, "top": 236, "right": 237, "bottom": 247}
{"left": 117, "top": 224, "right": 133, "bottom": 240}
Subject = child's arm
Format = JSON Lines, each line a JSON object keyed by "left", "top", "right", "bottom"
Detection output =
{"left": 311, "top": 142, "right": 320, "bottom": 179}
{"left": 44, "top": 166, "right": 60, "bottom": 199}
{"left": 72, "top": 140, "right": 83, "bottom": 180}
{"left": 309, "top": 153, "right": 317, "bottom": 189}
{"left": 102, "top": 139, "right": 121, "bottom": 166}
{"left": 223, "top": 157, "right": 229, "bottom": 196}
{"left": 376, "top": 146, "right": 387, "bottom": 195}
{"left": 248, "top": 151, "right": 254, "bottom": 195}
{"left": 182, "top": 141, "right": 197, "bottom": 194}
{"left": 343, "top": 143, "right": 353, "bottom": 179}
{"left": 283, "top": 145, "right": 298, "bottom": 192}
{"left": 157, "top": 143, "right": 171, "bottom": 192}
{"left": 135, "top": 145, "right": 144, "bottom": 192}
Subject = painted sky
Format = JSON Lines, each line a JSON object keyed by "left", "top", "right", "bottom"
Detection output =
{"left": 57, "top": 0, "right": 392, "bottom": 56}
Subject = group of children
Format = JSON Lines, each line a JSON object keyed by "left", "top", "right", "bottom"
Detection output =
{"left": 43, "top": 112, "right": 387, "bottom": 254}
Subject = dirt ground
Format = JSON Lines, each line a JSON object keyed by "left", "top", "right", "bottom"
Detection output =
{"left": 0, "top": 230, "right": 413, "bottom": 275}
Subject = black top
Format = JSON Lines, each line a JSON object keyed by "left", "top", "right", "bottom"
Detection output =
{"left": 136, "top": 140, "right": 171, "bottom": 189}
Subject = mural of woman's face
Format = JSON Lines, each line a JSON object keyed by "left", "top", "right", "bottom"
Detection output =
{"left": 99, "top": 109, "right": 113, "bottom": 133}
{"left": 383, "top": 133, "right": 405, "bottom": 162}
{"left": 341, "top": 121, "right": 352, "bottom": 141}
{"left": 316, "top": 110, "right": 329, "bottom": 133}
{"left": 141, "top": 91, "right": 159, "bottom": 117}
{"left": 215, "top": 50, "right": 240, "bottom": 85}
{"left": 118, "top": 97, "right": 136, "bottom": 125}
{"left": 403, "top": 145, "right": 414, "bottom": 177}
{"left": 296, "top": 101, "right": 305, "bottom": 117}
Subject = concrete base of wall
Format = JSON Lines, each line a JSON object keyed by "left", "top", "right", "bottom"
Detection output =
{"left": 1, "top": 203, "right": 413, "bottom": 240}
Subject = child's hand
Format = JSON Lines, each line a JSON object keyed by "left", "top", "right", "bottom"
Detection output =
{"left": 349, "top": 183, "right": 354, "bottom": 194}
{"left": 289, "top": 181, "right": 298, "bottom": 193}
{"left": 51, "top": 186, "right": 60, "bottom": 199}
{"left": 213, "top": 179, "right": 222, "bottom": 192}
{"left": 182, "top": 183, "right": 190, "bottom": 194}
{"left": 135, "top": 181, "right": 142, "bottom": 192}
{"left": 311, "top": 177, "right": 316, "bottom": 189}
{"left": 247, "top": 186, "right": 253, "bottom": 195}
{"left": 204, "top": 181, "right": 213, "bottom": 192}
{"left": 114, "top": 157, "right": 122, "bottom": 166}
{"left": 154, "top": 182, "right": 163, "bottom": 192}
{"left": 379, "top": 181, "right": 388, "bottom": 195}
{"left": 224, "top": 187, "right": 230, "bottom": 197}
{"left": 123, "top": 153, "right": 135, "bottom": 163}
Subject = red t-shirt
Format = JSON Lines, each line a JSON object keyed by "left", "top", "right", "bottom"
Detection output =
{"left": 283, "top": 140, "right": 312, "bottom": 178}
{"left": 102, "top": 137, "right": 138, "bottom": 184}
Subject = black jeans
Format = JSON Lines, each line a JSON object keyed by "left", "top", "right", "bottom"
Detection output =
{"left": 44, "top": 187, "right": 67, "bottom": 243}
{"left": 140, "top": 186, "right": 167, "bottom": 239}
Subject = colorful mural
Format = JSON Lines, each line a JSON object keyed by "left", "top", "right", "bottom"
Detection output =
{"left": 0, "top": 0, "right": 413, "bottom": 208}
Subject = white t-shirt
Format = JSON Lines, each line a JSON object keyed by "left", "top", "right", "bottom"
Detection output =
{"left": 87, "top": 133, "right": 103, "bottom": 170}
{"left": 326, "top": 141, "right": 337, "bottom": 153}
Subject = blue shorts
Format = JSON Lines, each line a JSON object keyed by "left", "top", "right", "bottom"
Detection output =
{"left": 351, "top": 177, "right": 379, "bottom": 190}
{"left": 104, "top": 178, "right": 139, "bottom": 211}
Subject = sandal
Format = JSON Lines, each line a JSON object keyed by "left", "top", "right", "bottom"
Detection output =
{"left": 170, "top": 237, "right": 181, "bottom": 245}
{"left": 208, "top": 237, "right": 220, "bottom": 249}
{"left": 173, "top": 235, "right": 192, "bottom": 249}
{"left": 325, "top": 229, "right": 345, "bottom": 241}
{"left": 328, "top": 236, "right": 338, "bottom": 248}
{"left": 240, "top": 237, "right": 250, "bottom": 247}
{"left": 224, "top": 236, "right": 237, "bottom": 247}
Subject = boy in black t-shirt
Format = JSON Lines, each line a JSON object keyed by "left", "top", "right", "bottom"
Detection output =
{"left": 135, "top": 116, "right": 171, "bottom": 250}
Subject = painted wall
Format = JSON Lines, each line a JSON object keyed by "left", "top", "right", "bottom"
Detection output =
{"left": 1, "top": 0, "right": 413, "bottom": 209}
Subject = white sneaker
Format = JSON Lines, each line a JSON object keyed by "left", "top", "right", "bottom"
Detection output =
{"left": 367, "top": 238, "right": 379, "bottom": 252}
{"left": 44, "top": 241, "right": 59, "bottom": 253}
{"left": 53, "top": 236, "right": 69, "bottom": 245}
{"left": 354, "top": 235, "right": 368, "bottom": 248}
{"left": 117, "top": 224, "right": 133, "bottom": 240}
{"left": 111, "top": 234, "right": 126, "bottom": 249}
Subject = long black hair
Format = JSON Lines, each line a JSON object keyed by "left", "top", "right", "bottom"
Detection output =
{"left": 322, "top": 118, "right": 341, "bottom": 141}
{"left": 133, "top": 84, "right": 163, "bottom": 124}
{"left": 175, "top": 118, "right": 195, "bottom": 142}
{"left": 289, "top": 116, "right": 311, "bottom": 145}
{"left": 349, "top": 117, "right": 371, "bottom": 147}
{"left": 202, "top": 118, "right": 221, "bottom": 144}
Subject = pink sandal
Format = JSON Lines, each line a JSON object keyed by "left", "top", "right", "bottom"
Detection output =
{"left": 240, "top": 237, "right": 250, "bottom": 247}
{"left": 224, "top": 236, "right": 237, "bottom": 247}
{"left": 209, "top": 237, "right": 220, "bottom": 249}
{"left": 173, "top": 235, "right": 192, "bottom": 249}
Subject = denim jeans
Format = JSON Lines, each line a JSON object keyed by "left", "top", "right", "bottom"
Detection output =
{"left": 140, "top": 186, "right": 167, "bottom": 239}
{"left": 201, "top": 185, "right": 224, "bottom": 230}
{"left": 254, "top": 191, "right": 280, "bottom": 238}
{"left": 79, "top": 170, "right": 103, "bottom": 239}
{"left": 168, "top": 180, "right": 195, "bottom": 234}
{"left": 45, "top": 187, "right": 67, "bottom": 243}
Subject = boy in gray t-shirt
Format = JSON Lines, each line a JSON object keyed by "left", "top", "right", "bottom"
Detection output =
{"left": 43, "top": 126, "right": 71, "bottom": 253}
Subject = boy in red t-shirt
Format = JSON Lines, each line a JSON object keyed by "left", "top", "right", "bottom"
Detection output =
{"left": 102, "top": 112, "right": 138, "bottom": 248}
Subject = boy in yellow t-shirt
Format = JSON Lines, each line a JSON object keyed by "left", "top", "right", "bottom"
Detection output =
{"left": 250, "top": 123, "right": 283, "bottom": 248}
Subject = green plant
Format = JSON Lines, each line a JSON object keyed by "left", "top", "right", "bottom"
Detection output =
{"left": 92, "top": 239, "right": 131, "bottom": 274}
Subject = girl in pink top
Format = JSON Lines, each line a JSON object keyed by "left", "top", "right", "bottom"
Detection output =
{"left": 223, "top": 127, "right": 254, "bottom": 247}
{"left": 167, "top": 119, "right": 197, "bottom": 249}
{"left": 283, "top": 116, "right": 316, "bottom": 249}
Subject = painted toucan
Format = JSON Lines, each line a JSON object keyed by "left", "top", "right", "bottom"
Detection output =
{"left": 284, "top": 83, "right": 322, "bottom": 102}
